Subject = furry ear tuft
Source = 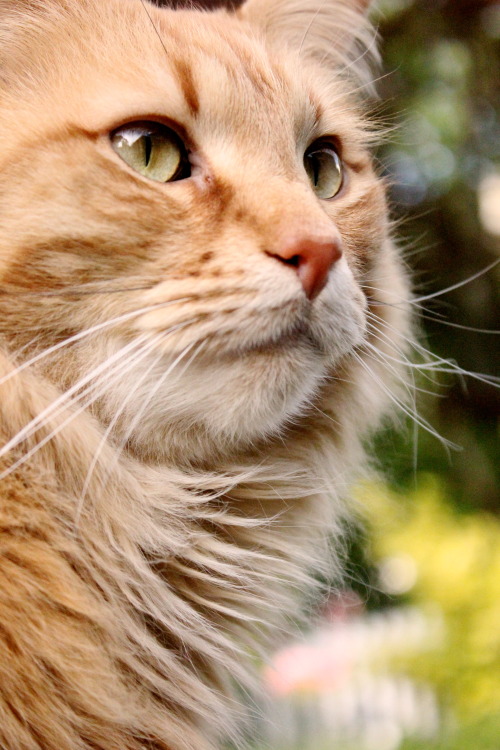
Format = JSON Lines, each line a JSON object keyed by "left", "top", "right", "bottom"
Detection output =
{"left": 239, "top": 0, "right": 378, "bottom": 93}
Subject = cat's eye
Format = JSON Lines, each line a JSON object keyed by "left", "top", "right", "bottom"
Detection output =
{"left": 110, "top": 122, "right": 190, "bottom": 183}
{"left": 304, "top": 140, "right": 343, "bottom": 199}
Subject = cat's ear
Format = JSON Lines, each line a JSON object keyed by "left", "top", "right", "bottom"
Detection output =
{"left": 238, "top": 0, "right": 377, "bottom": 89}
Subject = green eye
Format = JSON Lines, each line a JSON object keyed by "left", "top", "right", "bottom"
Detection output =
{"left": 304, "top": 140, "right": 343, "bottom": 199}
{"left": 110, "top": 122, "right": 190, "bottom": 183}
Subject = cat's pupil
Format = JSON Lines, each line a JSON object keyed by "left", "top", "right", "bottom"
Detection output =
{"left": 144, "top": 135, "right": 152, "bottom": 167}
{"left": 311, "top": 157, "right": 320, "bottom": 186}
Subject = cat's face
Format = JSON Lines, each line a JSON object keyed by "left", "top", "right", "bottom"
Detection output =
{"left": 0, "top": 0, "right": 406, "bottom": 464}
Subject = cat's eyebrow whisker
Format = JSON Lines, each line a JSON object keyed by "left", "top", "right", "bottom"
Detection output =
{"left": 0, "top": 297, "right": 195, "bottom": 388}
{"left": 139, "top": 0, "right": 170, "bottom": 59}
{"left": 332, "top": 52, "right": 393, "bottom": 103}
{"left": 299, "top": 2, "right": 325, "bottom": 55}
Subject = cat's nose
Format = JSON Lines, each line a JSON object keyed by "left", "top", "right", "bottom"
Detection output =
{"left": 267, "top": 233, "right": 343, "bottom": 300}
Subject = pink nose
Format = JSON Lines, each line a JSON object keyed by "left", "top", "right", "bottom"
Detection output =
{"left": 267, "top": 234, "right": 343, "bottom": 300}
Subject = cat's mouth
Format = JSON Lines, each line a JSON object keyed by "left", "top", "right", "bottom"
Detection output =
{"left": 136, "top": 277, "right": 366, "bottom": 368}
{"left": 186, "top": 305, "right": 327, "bottom": 362}
{"left": 231, "top": 319, "right": 325, "bottom": 357}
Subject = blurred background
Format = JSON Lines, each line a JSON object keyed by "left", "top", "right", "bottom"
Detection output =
{"left": 164, "top": 0, "right": 500, "bottom": 747}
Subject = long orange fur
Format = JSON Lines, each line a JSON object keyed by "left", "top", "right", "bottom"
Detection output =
{"left": 0, "top": 1, "right": 412, "bottom": 748}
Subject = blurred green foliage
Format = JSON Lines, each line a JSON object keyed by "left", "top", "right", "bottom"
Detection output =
{"left": 400, "top": 713, "right": 500, "bottom": 750}
{"left": 373, "top": 0, "right": 500, "bottom": 512}
{"left": 361, "top": 478, "right": 500, "bottom": 721}
{"left": 363, "top": 1, "right": 500, "bottom": 742}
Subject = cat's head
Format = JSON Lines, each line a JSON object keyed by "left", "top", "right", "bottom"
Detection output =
{"left": 0, "top": 0, "right": 410, "bottom": 466}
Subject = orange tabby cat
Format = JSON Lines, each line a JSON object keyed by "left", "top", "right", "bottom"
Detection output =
{"left": 0, "top": 0, "right": 411, "bottom": 748}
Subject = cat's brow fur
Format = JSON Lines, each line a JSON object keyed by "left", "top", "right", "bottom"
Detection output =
{"left": 0, "top": 1, "right": 411, "bottom": 748}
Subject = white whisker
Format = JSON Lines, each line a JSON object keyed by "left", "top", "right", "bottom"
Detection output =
{"left": 0, "top": 336, "right": 162, "bottom": 481}
{"left": 0, "top": 296, "right": 194, "bottom": 388}
{"left": 76, "top": 324, "right": 202, "bottom": 518}
{"left": 93, "top": 337, "right": 210, "bottom": 504}
{"left": 352, "top": 350, "right": 458, "bottom": 452}
{"left": 366, "top": 312, "right": 500, "bottom": 388}
{"left": 410, "top": 258, "right": 499, "bottom": 304}
{"left": 0, "top": 333, "right": 151, "bottom": 460}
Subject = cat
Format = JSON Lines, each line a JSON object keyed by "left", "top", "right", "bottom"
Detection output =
{"left": 0, "top": 0, "right": 412, "bottom": 748}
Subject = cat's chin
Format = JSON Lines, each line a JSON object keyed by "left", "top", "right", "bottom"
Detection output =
{"left": 94, "top": 291, "right": 368, "bottom": 465}
{"left": 94, "top": 330, "right": 338, "bottom": 466}
{"left": 100, "top": 341, "right": 323, "bottom": 465}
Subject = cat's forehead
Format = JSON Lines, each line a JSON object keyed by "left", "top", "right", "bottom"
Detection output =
{"left": 1, "top": 0, "right": 364, "bottom": 157}
{"left": 83, "top": 11, "right": 306, "bottom": 139}
{"left": 76, "top": 7, "right": 326, "bottom": 156}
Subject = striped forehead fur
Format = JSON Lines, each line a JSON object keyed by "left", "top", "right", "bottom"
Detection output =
{"left": 0, "top": 0, "right": 377, "bottom": 101}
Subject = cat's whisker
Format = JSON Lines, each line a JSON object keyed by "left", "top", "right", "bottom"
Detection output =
{"left": 0, "top": 316, "right": 199, "bottom": 476}
{"left": 0, "top": 282, "right": 154, "bottom": 297}
{"left": 362, "top": 348, "right": 420, "bottom": 479}
{"left": 0, "top": 341, "right": 162, "bottom": 481}
{"left": 410, "top": 258, "right": 500, "bottom": 304}
{"left": 361, "top": 336, "right": 422, "bottom": 419}
{"left": 76, "top": 332, "right": 206, "bottom": 521}
{"left": 418, "top": 314, "right": 500, "bottom": 335}
{"left": 0, "top": 333, "right": 154, "bottom": 461}
{"left": 98, "top": 336, "right": 210, "bottom": 485}
{"left": 351, "top": 350, "right": 458, "bottom": 451}
{"left": 310, "top": 403, "right": 342, "bottom": 429}
{"left": 366, "top": 309, "right": 500, "bottom": 388}
{"left": 365, "top": 317, "right": 460, "bottom": 394}
{"left": 0, "top": 296, "right": 195, "bottom": 388}
{"left": 366, "top": 290, "right": 499, "bottom": 335}
{"left": 113, "top": 335, "right": 209, "bottom": 456}
{"left": 364, "top": 288, "right": 431, "bottom": 314}
{"left": 364, "top": 326, "right": 442, "bottom": 397}
{"left": 365, "top": 317, "right": 442, "bottom": 373}
{"left": 365, "top": 257, "right": 500, "bottom": 312}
